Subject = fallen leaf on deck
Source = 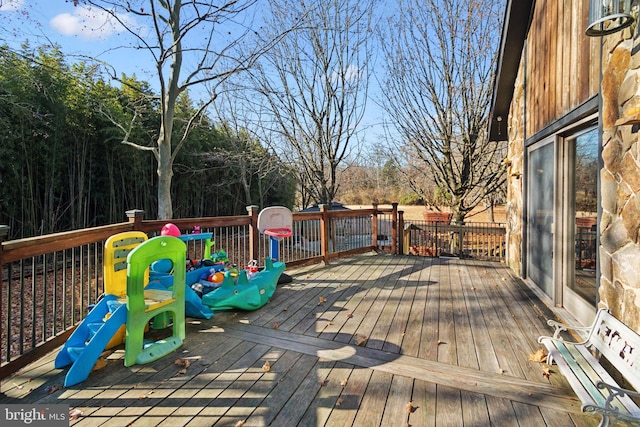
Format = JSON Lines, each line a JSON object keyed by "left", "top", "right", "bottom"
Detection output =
{"left": 92, "top": 357, "right": 108, "bottom": 372}
{"left": 406, "top": 401, "right": 414, "bottom": 413}
{"left": 318, "top": 296, "right": 327, "bottom": 305}
{"left": 336, "top": 397, "right": 344, "bottom": 406}
{"left": 528, "top": 349, "right": 548, "bottom": 363}
{"left": 346, "top": 312, "right": 353, "bottom": 319}
{"left": 273, "top": 322, "right": 279, "bottom": 330}
{"left": 175, "top": 358, "right": 191, "bottom": 369}
{"left": 340, "top": 379, "right": 348, "bottom": 387}
{"left": 13, "top": 382, "right": 23, "bottom": 390}
{"left": 354, "top": 334, "right": 368, "bottom": 346}
{"left": 436, "top": 340, "right": 444, "bottom": 346}
{"left": 320, "top": 378, "right": 328, "bottom": 386}
{"left": 262, "top": 360, "right": 271, "bottom": 372}
{"left": 542, "top": 366, "right": 551, "bottom": 379}
{"left": 46, "top": 384, "right": 61, "bottom": 394}
{"left": 282, "top": 307, "right": 288, "bottom": 311}
{"left": 69, "top": 409, "right": 83, "bottom": 420}
{"left": 235, "top": 420, "right": 246, "bottom": 427}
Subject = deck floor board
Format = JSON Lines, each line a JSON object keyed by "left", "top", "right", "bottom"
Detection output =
{"left": 1, "top": 254, "right": 600, "bottom": 426}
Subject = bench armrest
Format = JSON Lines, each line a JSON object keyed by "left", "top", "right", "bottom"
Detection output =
{"left": 546, "top": 319, "right": 592, "bottom": 340}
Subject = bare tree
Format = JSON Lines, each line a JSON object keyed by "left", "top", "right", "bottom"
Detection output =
{"left": 250, "top": 0, "right": 375, "bottom": 207}
{"left": 204, "top": 82, "right": 291, "bottom": 209}
{"left": 379, "top": 0, "right": 506, "bottom": 223}
{"left": 75, "top": 0, "right": 288, "bottom": 219}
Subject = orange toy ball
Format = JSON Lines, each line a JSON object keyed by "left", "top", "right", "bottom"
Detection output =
{"left": 211, "top": 272, "right": 225, "bottom": 283}
{"left": 161, "top": 223, "right": 181, "bottom": 237}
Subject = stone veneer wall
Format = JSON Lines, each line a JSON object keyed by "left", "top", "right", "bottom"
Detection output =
{"left": 505, "top": 60, "right": 525, "bottom": 276}
{"left": 600, "top": 24, "right": 640, "bottom": 331}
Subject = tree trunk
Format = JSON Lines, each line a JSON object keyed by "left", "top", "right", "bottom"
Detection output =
{"left": 157, "top": 136, "right": 173, "bottom": 220}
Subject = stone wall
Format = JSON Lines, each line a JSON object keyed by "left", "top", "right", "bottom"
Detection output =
{"left": 599, "top": 26, "right": 640, "bottom": 331}
{"left": 505, "top": 60, "right": 525, "bottom": 276}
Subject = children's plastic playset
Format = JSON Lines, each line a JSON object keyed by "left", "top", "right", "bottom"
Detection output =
{"left": 55, "top": 207, "right": 293, "bottom": 387}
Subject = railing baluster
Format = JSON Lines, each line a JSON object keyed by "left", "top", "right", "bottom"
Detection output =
{"left": 42, "top": 253, "right": 48, "bottom": 345}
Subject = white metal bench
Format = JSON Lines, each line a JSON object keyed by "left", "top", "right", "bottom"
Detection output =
{"left": 538, "top": 308, "right": 640, "bottom": 427}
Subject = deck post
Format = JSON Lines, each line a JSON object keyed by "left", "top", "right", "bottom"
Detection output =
{"left": 247, "top": 205, "right": 259, "bottom": 263}
{"left": 319, "top": 204, "right": 330, "bottom": 264}
{"left": 392, "top": 203, "right": 398, "bottom": 254}
{"left": 372, "top": 202, "right": 379, "bottom": 248}
{"left": 125, "top": 209, "right": 145, "bottom": 231}
{"left": 397, "top": 209, "right": 404, "bottom": 255}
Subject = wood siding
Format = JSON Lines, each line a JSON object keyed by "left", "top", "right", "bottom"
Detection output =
{"left": 525, "top": 0, "right": 599, "bottom": 137}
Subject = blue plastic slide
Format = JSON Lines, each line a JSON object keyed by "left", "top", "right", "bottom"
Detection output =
{"left": 54, "top": 294, "right": 127, "bottom": 387}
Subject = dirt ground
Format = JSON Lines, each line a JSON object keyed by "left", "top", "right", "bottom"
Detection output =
{"left": 345, "top": 204, "right": 506, "bottom": 223}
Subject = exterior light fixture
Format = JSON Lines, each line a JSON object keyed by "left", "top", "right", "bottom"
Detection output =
{"left": 586, "top": 0, "right": 634, "bottom": 36}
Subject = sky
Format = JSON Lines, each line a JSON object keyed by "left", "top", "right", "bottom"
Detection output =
{"left": 0, "top": 0, "right": 389, "bottom": 152}
{"left": 1, "top": 0, "right": 157, "bottom": 81}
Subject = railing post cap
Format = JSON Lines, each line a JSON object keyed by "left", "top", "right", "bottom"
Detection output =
{"left": 247, "top": 205, "right": 259, "bottom": 213}
{"left": 0, "top": 225, "right": 9, "bottom": 237}
{"left": 319, "top": 204, "right": 328, "bottom": 211}
{"left": 125, "top": 209, "right": 145, "bottom": 219}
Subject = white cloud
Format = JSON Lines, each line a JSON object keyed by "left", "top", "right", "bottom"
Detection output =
{"left": 0, "top": 0, "right": 25, "bottom": 12}
{"left": 50, "top": 6, "right": 137, "bottom": 40}
{"left": 331, "top": 65, "right": 363, "bottom": 85}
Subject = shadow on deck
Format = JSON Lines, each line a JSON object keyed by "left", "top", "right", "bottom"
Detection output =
{"left": 1, "top": 253, "right": 599, "bottom": 426}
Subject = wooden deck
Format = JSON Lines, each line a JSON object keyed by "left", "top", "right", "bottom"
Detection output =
{"left": 1, "top": 253, "right": 601, "bottom": 426}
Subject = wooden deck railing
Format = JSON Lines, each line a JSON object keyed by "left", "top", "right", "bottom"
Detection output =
{"left": 0, "top": 203, "right": 398, "bottom": 378}
{"left": 402, "top": 220, "right": 506, "bottom": 261}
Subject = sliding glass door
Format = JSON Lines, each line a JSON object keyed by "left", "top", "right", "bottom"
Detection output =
{"left": 527, "top": 138, "right": 556, "bottom": 298}
{"left": 526, "top": 125, "right": 598, "bottom": 325}
{"left": 563, "top": 127, "right": 598, "bottom": 324}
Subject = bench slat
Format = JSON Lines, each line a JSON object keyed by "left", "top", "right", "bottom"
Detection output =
{"left": 544, "top": 339, "right": 609, "bottom": 410}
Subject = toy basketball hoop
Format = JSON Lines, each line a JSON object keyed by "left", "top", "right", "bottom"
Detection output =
{"left": 264, "top": 228, "right": 293, "bottom": 239}
{"left": 258, "top": 206, "right": 293, "bottom": 262}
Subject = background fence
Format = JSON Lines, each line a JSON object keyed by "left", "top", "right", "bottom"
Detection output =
{"left": 403, "top": 220, "right": 506, "bottom": 262}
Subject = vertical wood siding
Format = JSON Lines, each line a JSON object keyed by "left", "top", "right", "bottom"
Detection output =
{"left": 525, "top": 0, "right": 599, "bottom": 136}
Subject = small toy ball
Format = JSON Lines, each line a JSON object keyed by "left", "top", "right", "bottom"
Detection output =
{"left": 161, "top": 223, "right": 181, "bottom": 237}
{"left": 210, "top": 271, "right": 225, "bottom": 283}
